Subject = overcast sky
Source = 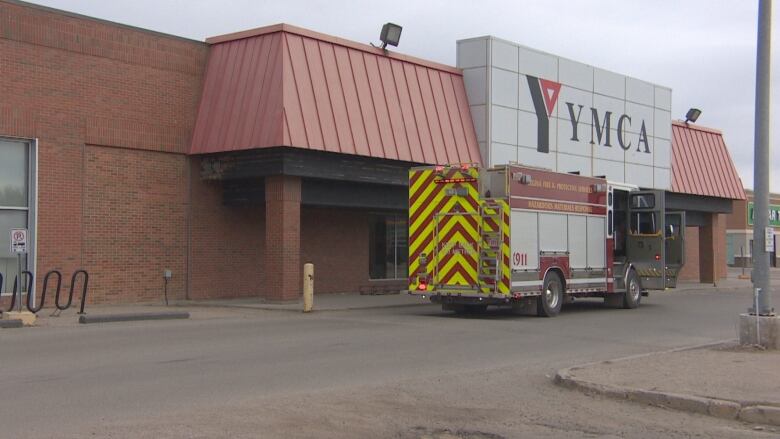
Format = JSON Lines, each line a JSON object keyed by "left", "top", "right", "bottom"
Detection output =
{"left": 29, "top": 0, "right": 779, "bottom": 192}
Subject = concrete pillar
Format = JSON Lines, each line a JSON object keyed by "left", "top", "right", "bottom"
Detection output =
{"left": 699, "top": 213, "right": 726, "bottom": 284}
{"left": 264, "top": 175, "right": 301, "bottom": 301}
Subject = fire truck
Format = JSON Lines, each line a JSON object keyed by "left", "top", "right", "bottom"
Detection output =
{"left": 408, "top": 164, "right": 685, "bottom": 317}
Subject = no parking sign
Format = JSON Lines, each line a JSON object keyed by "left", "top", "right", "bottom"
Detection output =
{"left": 10, "top": 228, "right": 28, "bottom": 254}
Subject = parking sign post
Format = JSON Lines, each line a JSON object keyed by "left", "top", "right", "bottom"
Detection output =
{"left": 10, "top": 229, "right": 28, "bottom": 313}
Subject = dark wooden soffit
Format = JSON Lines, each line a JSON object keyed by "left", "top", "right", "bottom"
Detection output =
{"left": 666, "top": 192, "right": 733, "bottom": 214}
{"left": 200, "top": 147, "right": 418, "bottom": 186}
{"left": 223, "top": 178, "right": 407, "bottom": 210}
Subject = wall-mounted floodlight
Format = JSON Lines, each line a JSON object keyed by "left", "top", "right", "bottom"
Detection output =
{"left": 684, "top": 108, "right": 701, "bottom": 124}
{"left": 379, "top": 23, "right": 402, "bottom": 49}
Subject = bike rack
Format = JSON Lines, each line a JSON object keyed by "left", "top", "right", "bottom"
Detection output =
{"left": 6, "top": 271, "right": 33, "bottom": 312}
{"left": 74, "top": 270, "right": 90, "bottom": 315}
{"left": 28, "top": 270, "right": 61, "bottom": 314}
{"left": 3, "top": 269, "right": 90, "bottom": 316}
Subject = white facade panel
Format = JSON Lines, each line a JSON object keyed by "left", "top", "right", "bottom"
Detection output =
{"left": 558, "top": 86, "right": 593, "bottom": 121}
{"left": 626, "top": 77, "right": 655, "bottom": 106}
{"left": 592, "top": 130, "right": 625, "bottom": 162}
{"left": 568, "top": 215, "right": 587, "bottom": 269}
{"left": 624, "top": 102, "right": 654, "bottom": 137}
{"left": 490, "top": 142, "right": 516, "bottom": 167}
{"left": 517, "top": 74, "right": 536, "bottom": 113}
{"left": 471, "top": 105, "right": 486, "bottom": 143}
{"left": 654, "top": 167, "right": 671, "bottom": 190}
{"left": 511, "top": 210, "right": 539, "bottom": 269}
{"left": 594, "top": 68, "right": 626, "bottom": 99}
{"left": 593, "top": 94, "right": 625, "bottom": 122}
{"left": 517, "top": 45, "right": 558, "bottom": 81}
{"left": 626, "top": 138, "right": 653, "bottom": 165}
{"left": 492, "top": 68, "right": 519, "bottom": 108}
{"left": 654, "top": 86, "right": 672, "bottom": 111}
{"left": 492, "top": 105, "right": 517, "bottom": 145}
{"left": 462, "top": 68, "right": 487, "bottom": 106}
{"left": 491, "top": 38, "right": 518, "bottom": 72}
{"left": 625, "top": 163, "right": 654, "bottom": 188}
{"left": 517, "top": 110, "right": 538, "bottom": 150}
{"left": 557, "top": 121, "right": 592, "bottom": 156}
{"left": 586, "top": 216, "right": 606, "bottom": 268}
{"left": 457, "top": 39, "right": 487, "bottom": 69}
{"left": 653, "top": 138, "right": 671, "bottom": 168}
{"left": 593, "top": 159, "right": 624, "bottom": 181}
{"left": 559, "top": 58, "right": 593, "bottom": 92}
{"left": 518, "top": 145, "right": 555, "bottom": 170}
{"left": 558, "top": 153, "right": 592, "bottom": 176}
{"left": 654, "top": 108, "right": 672, "bottom": 139}
{"left": 539, "top": 213, "right": 567, "bottom": 252}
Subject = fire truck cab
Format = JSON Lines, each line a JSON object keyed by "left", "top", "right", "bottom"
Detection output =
{"left": 408, "top": 163, "right": 685, "bottom": 317}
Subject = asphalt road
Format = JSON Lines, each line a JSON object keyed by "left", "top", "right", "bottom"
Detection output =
{"left": 1, "top": 287, "right": 778, "bottom": 438}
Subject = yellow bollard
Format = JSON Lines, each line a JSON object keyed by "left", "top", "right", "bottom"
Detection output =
{"left": 303, "top": 263, "right": 314, "bottom": 313}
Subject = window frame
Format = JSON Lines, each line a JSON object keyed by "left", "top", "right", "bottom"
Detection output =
{"left": 0, "top": 137, "right": 37, "bottom": 298}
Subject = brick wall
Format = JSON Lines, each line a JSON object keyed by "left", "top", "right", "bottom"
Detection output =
{"left": 188, "top": 159, "right": 265, "bottom": 300}
{"left": 301, "top": 207, "right": 369, "bottom": 294}
{"left": 678, "top": 226, "right": 700, "bottom": 282}
{"left": 82, "top": 146, "right": 188, "bottom": 303}
{"left": 0, "top": 0, "right": 207, "bottom": 306}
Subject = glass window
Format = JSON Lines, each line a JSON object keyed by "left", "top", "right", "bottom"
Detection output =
{"left": 0, "top": 140, "right": 29, "bottom": 207}
{"left": 0, "top": 138, "right": 32, "bottom": 296}
{"left": 369, "top": 214, "right": 408, "bottom": 279}
{"left": 630, "top": 193, "right": 655, "bottom": 209}
{"left": 631, "top": 212, "right": 657, "bottom": 235}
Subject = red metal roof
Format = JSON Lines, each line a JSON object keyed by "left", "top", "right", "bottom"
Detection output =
{"left": 671, "top": 121, "right": 746, "bottom": 200}
{"left": 190, "top": 24, "right": 481, "bottom": 165}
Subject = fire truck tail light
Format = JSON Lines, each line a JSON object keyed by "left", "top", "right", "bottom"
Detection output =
{"left": 417, "top": 281, "right": 428, "bottom": 291}
{"left": 655, "top": 254, "right": 661, "bottom": 261}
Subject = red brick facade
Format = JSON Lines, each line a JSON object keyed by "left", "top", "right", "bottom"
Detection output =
{"left": 0, "top": 1, "right": 208, "bottom": 306}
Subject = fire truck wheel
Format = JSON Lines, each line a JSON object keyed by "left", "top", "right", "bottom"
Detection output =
{"left": 623, "top": 269, "right": 642, "bottom": 309}
{"left": 537, "top": 272, "right": 563, "bottom": 317}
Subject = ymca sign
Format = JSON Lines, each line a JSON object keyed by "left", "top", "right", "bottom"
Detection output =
{"left": 526, "top": 75, "right": 651, "bottom": 155}
{"left": 457, "top": 36, "right": 672, "bottom": 190}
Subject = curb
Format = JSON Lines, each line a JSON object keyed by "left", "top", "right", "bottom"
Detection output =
{"left": 79, "top": 312, "right": 190, "bottom": 324}
{"left": 554, "top": 340, "right": 780, "bottom": 427}
{"left": 172, "top": 301, "right": 432, "bottom": 313}
{"left": 0, "top": 319, "right": 24, "bottom": 329}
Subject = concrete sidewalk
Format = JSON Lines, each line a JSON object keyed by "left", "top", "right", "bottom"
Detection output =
{"left": 556, "top": 342, "right": 780, "bottom": 428}
{"left": 173, "top": 291, "right": 431, "bottom": 312}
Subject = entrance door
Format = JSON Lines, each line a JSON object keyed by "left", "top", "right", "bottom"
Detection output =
{"left": 626, "top": 190, "right": 665, "bottom": 290}
{"left": 664, "top": 212, "right": 685, "bottom": 288}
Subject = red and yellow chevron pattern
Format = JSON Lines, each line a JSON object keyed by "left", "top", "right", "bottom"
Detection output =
{"left": 409, "top": 165, "right": 510, "bottom": 297}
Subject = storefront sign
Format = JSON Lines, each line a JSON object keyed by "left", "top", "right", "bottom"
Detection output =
{"left": 747, "top": 202, "right": 780, "bottom": 227}
{"left": 457, "top": 37, "right": 672, "bottom": 190}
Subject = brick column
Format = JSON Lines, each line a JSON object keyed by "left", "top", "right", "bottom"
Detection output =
{"left": 264, "top": 175, "right": 301, "bottom": 301}
{"left": 699, "top": 213, "right": 726, "bottom": 284}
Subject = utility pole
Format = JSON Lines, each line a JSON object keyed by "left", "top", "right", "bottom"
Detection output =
{"left": 752, "top": 0, "right": 774, "bottom": 316}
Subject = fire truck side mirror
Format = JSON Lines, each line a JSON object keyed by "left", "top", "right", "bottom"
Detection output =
{"left": 666, "top": 224, "right": 675, "bottom": 238}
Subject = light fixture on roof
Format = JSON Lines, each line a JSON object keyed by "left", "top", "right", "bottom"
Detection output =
{"left": 684, "top": 108, "right": 702, "bottom": 124}
{"left": 379, "top": 23, "right": 402, "bottom": 49}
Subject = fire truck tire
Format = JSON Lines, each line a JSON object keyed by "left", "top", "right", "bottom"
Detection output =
{"left": 623, "top": 269, "right": 641, "bottom": 309}
{"left": 537, "top": 272, "right": 563, "bottom": 317}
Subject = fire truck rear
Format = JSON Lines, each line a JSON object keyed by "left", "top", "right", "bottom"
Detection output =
{"left": 408, "top": 164, "right": 685, "bottom": 316}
